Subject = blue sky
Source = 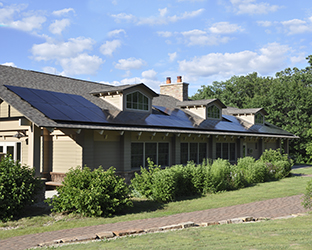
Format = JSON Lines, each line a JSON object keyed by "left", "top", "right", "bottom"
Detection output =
{"left": 1, "top": 0, "right": 312, "bottom": 96}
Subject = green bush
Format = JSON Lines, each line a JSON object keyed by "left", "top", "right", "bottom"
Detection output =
{"left": 0, "top": 156, "right": 42, "bottom": 222}
{"left": 210, "top": 159, "right": 231, "bottom": 192}
{"left": 150, "top": 169, "right": 176, "bottom": 202}
{"left": 259, "top": 149, "right": 293, "bottom": 180}
{"left": 48, "top": 166, "right": 132, "bottom": 217}
{"left": 302, "top": 179, "right": 312, "bottom": 209}
{"left": 236, "top": 157, "right": 267, "bottom": 185}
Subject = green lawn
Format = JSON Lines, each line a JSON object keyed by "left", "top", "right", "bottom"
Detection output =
{"left": 1, "top": 166, "right": 311, "bottom": 241}
{"left": 41, "top": 213, "right": 312, "bottom": 250}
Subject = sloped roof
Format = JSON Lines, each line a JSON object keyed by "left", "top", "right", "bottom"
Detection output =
{"left": 0, "top": 65, "right": 297, "bottom": 138}
{"left": 224, "top": 107, "right": 268, "bottom": 115}
{"left": 176, "top": 99, "right": 227, "bottom": 108}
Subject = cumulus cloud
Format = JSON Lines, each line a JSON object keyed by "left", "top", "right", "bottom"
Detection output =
{"left": 32, "top": 37, "right": 103, "bottom": 76}
{"left": 52, "top": 8, "right": 75, "bottom": 16}
{"left": 257, "top": 20, "right": 272, "bottom": 27}
{"left": 178, "top": 43, "right": 289, "bottom": 77}
{"left": 31, "top": 37, "right": 94, "bottom": 61}
{"left": 2, "top": 62, "right": 17, "bottom": 67}
{"left": 181, "top": 29, "right": 230, "bottom": 46}
{"left": 157, "top": 31, "right": 173, "bottom": 37}
{"left": 168, "top": 52, "right": 177, "bottom": 62}
{"left": 229, "top": 0, "right": 280, "bottom": 15}
{"left": 142, "top": 69, "right": 157, "bottom": 79}
{"left": 0, "top": 3, "right": 46, "bottom": 32}
{"left": 108, "top": 29, "right": 126, "bottom": 37}
{"left": 42, "top": 66, "right": 60, "bottom": 74}
{"left": 209, "top": 22, "right": 244, "bottom": 34}
{"left": 60, "top": 53, "right": 104, "bottom": 75}
{"left": 281, "top": 18, "right": 312, "bottom": 35}
{"left": 49, "top": 19, "right": 71, "bottom": 35}
{"left": 115, "top": 58, "right": 146, "bottom": 70}
{"left": 100, "top": 40, "right": 121, "bottom": 56}
{"left": 112, "top": 8, "right": 204, "bottom": 25}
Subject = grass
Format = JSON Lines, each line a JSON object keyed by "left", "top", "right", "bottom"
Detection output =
{"left": 1, "top": 166, "right": 312, "bottom": 241}
{"left": 40, "top": 213, "right": 312, "bottom": 250}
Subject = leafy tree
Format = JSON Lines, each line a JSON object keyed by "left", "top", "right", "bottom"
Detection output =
{"left": 192, "top": 56, "right": 312, "bottom": 162}
{"left": 0, "top": 156, "right": 42, "bottom": 221}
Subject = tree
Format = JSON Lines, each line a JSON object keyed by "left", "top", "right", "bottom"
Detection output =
{"left": 191, "top": 56, "right": 312, "bottom": 162}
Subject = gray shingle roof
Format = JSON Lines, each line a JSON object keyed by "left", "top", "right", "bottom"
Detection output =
{"left": 0, "top": 65, "right": 297, "bottom": 138}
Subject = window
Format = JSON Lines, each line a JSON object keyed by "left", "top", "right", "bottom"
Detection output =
{"left": 126, "top": 91, "right": 149, "bottom": 111}
{"left": 0, "top": 142, "right": 21, "bottom": 162}
{"left": 207, "top": 105, "right": 220, "bottom": 119}
{"left": 216, "top": 143, "right": 236, "bottom": 161}
{"left": 180, "top": 142, "right": 207, "bottom": 164}
{"left": 255, "top": 113, "right": 264, "bottom": 124}
{"left": 131, "top": 142, "right": 169, "bottom": 169}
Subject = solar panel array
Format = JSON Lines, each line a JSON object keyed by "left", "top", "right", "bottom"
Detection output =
{"left": 5, "top": 85, "right": 107, "bottom": 123}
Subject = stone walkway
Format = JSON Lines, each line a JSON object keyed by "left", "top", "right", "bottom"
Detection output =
{"left": 0, "top": 194, "right": 309, "bottom": 250}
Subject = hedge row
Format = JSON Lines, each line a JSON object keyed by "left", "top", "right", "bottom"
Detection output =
{"left": 131, "top": 149, "right": 293, "bottom": 203}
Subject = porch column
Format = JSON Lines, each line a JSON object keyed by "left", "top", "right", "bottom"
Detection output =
{"left": 28, "top": 123, "right": 41, "bottom": 177}
{"left": 283, "top": 139, "right": 289, "bottom": 154}
{"left": 121, "top": 131, "right": 131, "bottom": 171}
{"left": 42, "top": 128, "right": 52, "bottom": 179}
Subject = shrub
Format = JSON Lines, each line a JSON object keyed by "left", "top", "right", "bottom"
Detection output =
{"left": 236, "top": 157, "right": 267, "bottom": 185}
{"left": 210, "top": 159, "right": 231, "bottom": 192}
{"left": 131, "top": 159, "right": 161, "bottom": 199}
{"left": 0, "top": 156, "right": 42, "bottom": 222}
{"left": 150, "top": 169, "right": 176, "bottom": 202}
{"left": 48, "top": 166, "right": 132, "bottom": 217}
{"left": 259, "top": 149, "right": 293, "bottom": 180}
{"left": 302, "top": 179, "right": 312, "bottom": 209}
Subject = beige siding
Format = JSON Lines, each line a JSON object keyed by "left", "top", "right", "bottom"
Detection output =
{"left": 101, "top": 94, "right": 123, "bottom": 109}
{"left": 10, "top": 106, "right": 23, "bottom": 117}
{"left": 186, "top": 107, "right": 206, "bottom": 119}
{"left": 236, "top": 114, "right": 254, "bottom": 124}
{"left": 264, "top": 141, "right": 278, "bottom": 151}
{"left": 53, "top": 136, "right": 82, "bottom": 172}
{"left": 94, "top": 141, "right": 121, "bottom": 170}
{"left": 21, "top": 140, "right": 29, "bottom": 166}
{"left": 0, "top": 102, "right": 9, "bottom": 118}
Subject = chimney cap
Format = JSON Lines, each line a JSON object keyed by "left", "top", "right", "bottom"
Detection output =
{"left": 166, "top": 77, "right": 171, "bottom": 84}
{"left": 177, "top": 76, "right": 182, "bottom": 83}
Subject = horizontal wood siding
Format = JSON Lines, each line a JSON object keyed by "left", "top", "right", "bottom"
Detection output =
{"left": 53, "top": 136, "right": 82, "bottom": 172}
{"left": 94, "top": 141, "right": 121, "bottom": 170}
{"left": 0, "top": 102, "right": 8, "bottom": 118}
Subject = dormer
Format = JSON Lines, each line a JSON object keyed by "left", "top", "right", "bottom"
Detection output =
{"left": 176, "top": 99, "right": 226, "bottom": 120}
{"left": 90, "top": 83, "right": 158, "bottom": 113}
{"left": 225, "top": 107, "right": 268, "bottom": 125}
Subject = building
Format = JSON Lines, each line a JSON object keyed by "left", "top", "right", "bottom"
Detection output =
{"left": 0, "top": 65, "right": 298, "bottom": 183}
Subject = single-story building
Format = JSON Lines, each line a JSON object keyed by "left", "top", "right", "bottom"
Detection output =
{"left": 0, "top": 65, "right": 298, "bottom": 183}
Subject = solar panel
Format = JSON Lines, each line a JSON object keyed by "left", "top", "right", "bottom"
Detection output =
{"left": 5, "top": 85, "right": 108, "bottom": 123}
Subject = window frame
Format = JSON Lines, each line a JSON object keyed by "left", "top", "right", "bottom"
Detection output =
{"left": 206, "top": 104, "right": 221, "bottom": 120}
{"left": 0, "top": 141, "right": 21, "bottom": 162}
{"left": 216, "top": 142, "right": 236, "bottom": 162}
{"left": 255, "top": 113, "right": 264, "bottom": 124}
{"left": 131, "top": 141, "right": 170, "bottom": 169}
{"left": 125, "top": 91, "right": 149, "bottom": 112}
{"left": 180, "top": 142, "right": 208, "bottom": 164}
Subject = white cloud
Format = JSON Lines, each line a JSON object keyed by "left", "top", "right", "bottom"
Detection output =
{"left": 230, "top": 0, "right": 280, "bottom": 15}
{"left": 168, "top": 52, "right": 177, "bottom": 62}
{"left": 181, "top": 29, "right": 230, "bottom": 46}
{"left": 112, "top": 8, "right": 204, "bottom": 25}
{"left": 281, "top": 18, "right": 312, "bottom": 35}
{"left": 157, "top": 31, "right": 173, "bottom": 37}
{"left": 257, "top": 20, "right": 272, "bottom": 27}
{"left": 209, "top": 22, "right": 243, "bottom": 34}
{"left": 10, "top": 15, "right": 46, "bottom": 31}
{"left": 290, "top": 54, "right": 306, "bottom": 64}
{"left": 0, "top": 3, "right": 46, "bottom": 32}
{"left": 178, "top": 43, "right": 289, "bottom": 77}
{"left": 142, "top": 69, "right": 157, "bottom": 79}
{"left": 2, "top": 62, "right": 16, "bottom": 67}
{"left": 115, "top": 58, "right": 146, "bottom": 70}
{"left": 100, "top": 40, "right": 121, "bottom": 56}
{"left": 60, "top": 53, "right": 104, "bottom": 75}
{"left": 42, "top": 66, "right": 60, "bottom": 74}
{"left": 108, "top": 29, "right": 126, "bottom": 37}
{"left": 32, "top": 37, "right": 94, "bottom": 61}
{"left": 49, "top": 19, "right": 71, "bottom": 35}
{"left": 52, "top": 8, "right": 75, "bottom": 16}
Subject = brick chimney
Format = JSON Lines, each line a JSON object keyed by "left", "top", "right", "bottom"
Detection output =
{"left": 160, "top": 76, "right": 189, "bottom": 101}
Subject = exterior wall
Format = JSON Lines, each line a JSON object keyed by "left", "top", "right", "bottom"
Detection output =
{"left": 186, "top": 107, "right": 206, "bottom": 119}
{"left": 101, "top": 94, "right": 123, "bottom": 110}
{"left": 159, "top": 82, "right": 189, "bottom": 101}
{"left": 235, "top": 114, "right": 254, "bottom": 124}
{"left": 93, "top": 130, "right": 122, "bottom": 171}
{"left": 0, "top": 101, "right": 23, "bottom": 118}
{"left": 264, "top": 139, "right": 279, "bottom": 151}
{"left": 52, "top": 134, "right": 83, "bottom": 172}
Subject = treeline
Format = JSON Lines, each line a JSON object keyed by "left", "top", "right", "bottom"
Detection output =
{"left": 191, "top": 55, "right": 312, "bottom": 163}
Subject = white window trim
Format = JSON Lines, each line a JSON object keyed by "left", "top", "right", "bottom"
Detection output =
{"left": 0, "top": 141, "right": 21, "bottom": 161}
{"left": 125, "top": 90, "right": 150, "bottom": 112}
{"left": 206, "top": 104, "right": 221, "bottom": 120}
